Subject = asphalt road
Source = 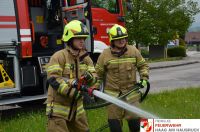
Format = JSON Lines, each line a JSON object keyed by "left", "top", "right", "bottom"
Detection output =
{"left": 1, "top": 51, "right": 199, "bottom": 110}
{"left": 149, "top": 62, "right": 200, "bottom": 93}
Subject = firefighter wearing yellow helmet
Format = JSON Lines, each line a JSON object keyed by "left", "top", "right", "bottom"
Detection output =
{"left": 46, "top": 20, "right": 97, "bottom": 132}
{"left": 95, "top": 24, "right": 149, "bottom": 132}
{"left": 62, "top": 20, "right": 89, "bottom": 42}
{"left": 108, "top": 24, "right": 128, "bottom": 42}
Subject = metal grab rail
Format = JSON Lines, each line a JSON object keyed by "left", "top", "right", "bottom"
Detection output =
{"left": 0, "top": 41, "right": 20, "bottom": 45}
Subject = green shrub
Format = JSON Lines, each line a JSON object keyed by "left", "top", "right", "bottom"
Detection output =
{"left": 167, "top": 46, "right": 186, "bottom": 57}
{"left": 141, "top": 49, "right": 149, "bottom": 58}
{"left": 179, "top": 38, "right": 186, "bottom": 48}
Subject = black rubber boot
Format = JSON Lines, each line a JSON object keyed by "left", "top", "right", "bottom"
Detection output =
{"left": 128, "top": 118, "right": 140, "bottom": 132}
{"left": 108, "top": 119, "right": 122, "bottom": 132}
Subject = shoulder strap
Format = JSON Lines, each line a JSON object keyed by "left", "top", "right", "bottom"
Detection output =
{"left": 79, "top": 52, "right": 89, "bottom": 62}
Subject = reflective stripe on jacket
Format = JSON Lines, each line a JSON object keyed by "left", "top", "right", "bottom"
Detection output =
{"left": 96, "top": 45, "right": 149, "bottom": 97}
{"left": 46, "top": 46, "right": 96, "bottom": 120}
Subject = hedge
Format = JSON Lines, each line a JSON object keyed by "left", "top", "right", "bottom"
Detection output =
{"left": 167, "top": 46, "right": 186, "bottom": 57}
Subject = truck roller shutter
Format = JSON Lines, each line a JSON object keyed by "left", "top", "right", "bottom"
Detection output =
{"left": 0, "top": 0, "right": 18, "bottom": 43}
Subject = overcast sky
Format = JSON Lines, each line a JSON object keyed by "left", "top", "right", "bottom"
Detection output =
{"left": 194, "top": 13, "right": 200, "bottom": 23}
{"left": 191, "top": 0, "right": 200, "bottom": 27}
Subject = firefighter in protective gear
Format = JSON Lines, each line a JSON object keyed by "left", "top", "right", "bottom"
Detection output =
{"left": 46, "top": 20, "right": 96, "bottom": 132}
{"left": 95, "top": 24, "right": 149, "bottom": 132}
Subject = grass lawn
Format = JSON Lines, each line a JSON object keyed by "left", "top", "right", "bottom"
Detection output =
{"left": 0, "top": 87, "right": 200, "bottom": 132}
{"left": 141, "top": 87, "right": 200, "bottom": 119}
{"left": 147, "top": 57, "right": 183, "bottom": 63}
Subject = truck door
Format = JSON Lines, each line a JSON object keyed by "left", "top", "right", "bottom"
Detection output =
{"left": 91, "top": 0, "right": 125, "bottom": 53}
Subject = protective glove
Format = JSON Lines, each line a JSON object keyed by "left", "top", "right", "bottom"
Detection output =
{"left": 80, "top": 85, "right": 97, "bottom": 96}
{"left": 70, "top": 79, "right": 78, "bottom": 88}
{"left": 87, "top": 86, "right": 97, "bottom": 96}
{"left": 82, "top": 71, "right": 95, "bottom": 84}
{"left": 139, "top": 79, "right": 148, "bottom": 88}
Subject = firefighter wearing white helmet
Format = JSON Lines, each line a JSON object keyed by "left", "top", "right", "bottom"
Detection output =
{"left": 95, "top": 24, "right": 149, "bottom": 132}
{"left": 46, "top": 20, "right": 97, "bottom": 132}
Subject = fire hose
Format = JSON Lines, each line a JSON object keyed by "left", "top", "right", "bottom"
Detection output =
{"left": 84, "top": 82, "right": 150, "bottom": 110}
{"left": 91, "top": 89, "right": 158, "bottom": 118}
{"left": 77, "top": 74, "right": 158, "bottom": 119}
{"left": 86, "top": 85, "right": 157, "bottom": 132}
{"left": 77, "top": 73, "right": 158, "bottom": 131}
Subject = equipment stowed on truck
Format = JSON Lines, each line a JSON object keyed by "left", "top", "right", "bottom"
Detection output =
{"left": 0, "top": 0, "right": 129, "bottom": 105}
{"left": 0, "top": 64, "right": 15, "bottom": 88}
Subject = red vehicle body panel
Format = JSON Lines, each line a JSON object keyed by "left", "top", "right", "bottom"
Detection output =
{"left": 16, "top": 0, "right": 32, "bottom": 58}
{"left": 92, "top": 7, "right": 125, "bottom": 45}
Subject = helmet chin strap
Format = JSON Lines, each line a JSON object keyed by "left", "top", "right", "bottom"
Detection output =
{"left": 71, "top": 44, "right": 80, "bottom": 51}
{"left": 111, "top": 45, "right": 127, "bottom": 57}
{"left": 115, "top": 44, "right": 126, "bottom": 50}
{"left": 68, "top": 38, "right": 80, "bottom": 51}
{"left": 111, "top": 38, "right": 127, "bottom": 51}
{"left": 112, "top": 42, "right": 126, "bottom": 51}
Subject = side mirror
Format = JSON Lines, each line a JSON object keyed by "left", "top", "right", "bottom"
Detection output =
{"left": 118, "top": 16, "right": 125, "bottom": 22}
{"left": 126, "top": 2, "right": 133, "bottom": 12}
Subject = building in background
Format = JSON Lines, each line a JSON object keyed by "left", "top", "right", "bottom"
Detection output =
{"left": 185, "top": 32, "right": 200, "bottom": 44}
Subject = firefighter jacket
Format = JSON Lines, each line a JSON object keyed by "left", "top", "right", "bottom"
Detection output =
{"left": 46, "top": 46, "right": 96, "bottom": 121}
{"left": 95, "top": 45, "right": 149, "bottom": 101}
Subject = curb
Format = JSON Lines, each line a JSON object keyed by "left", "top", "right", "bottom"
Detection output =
{"left": 150, "top": 61, "right": 200, "bottom": 70}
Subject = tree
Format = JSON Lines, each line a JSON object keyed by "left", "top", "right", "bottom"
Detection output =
{"left": 126, "top": 0, "right": 200, "bottom": 47}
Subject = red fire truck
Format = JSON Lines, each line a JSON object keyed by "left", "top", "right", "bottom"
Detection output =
{"left": 0, "top": 0, "right": 127, "bottom": 105}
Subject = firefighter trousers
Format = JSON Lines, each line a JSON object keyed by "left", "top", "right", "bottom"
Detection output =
{"left": 107, "top": 96, "right": 141, "bottom": 132}
{"left": 47, "top": 114, "right": 89, "bottom": 132}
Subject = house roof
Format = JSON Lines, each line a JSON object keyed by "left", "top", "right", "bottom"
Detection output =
{"left": 185, "top": 32, "right": 200, "bottom": 44}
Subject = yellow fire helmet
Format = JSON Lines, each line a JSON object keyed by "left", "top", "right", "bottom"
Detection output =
{"left": 62, "top": 20, "right": 89, "bottom": 42}
{"left": 108, "top": 24, "right": 128, "bottom": 42}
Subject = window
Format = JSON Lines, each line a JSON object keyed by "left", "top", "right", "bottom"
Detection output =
{"left": 92, "top": 0, "right": 119, "bottom": 13}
